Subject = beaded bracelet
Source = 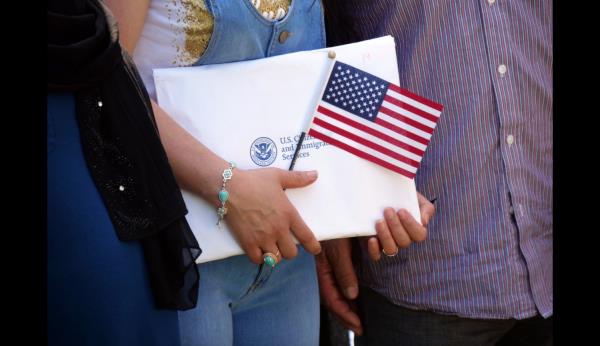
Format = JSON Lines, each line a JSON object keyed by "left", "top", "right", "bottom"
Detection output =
{"left": 216, "top": 162, "right": 236, "bottom": 227}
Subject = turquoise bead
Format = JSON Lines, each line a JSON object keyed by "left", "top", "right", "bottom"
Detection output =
{"left": 218, "top": 189, "right": 229, "bottom": 202}
{"left": 264, "top": 255, "right": 276, "bottom": 267}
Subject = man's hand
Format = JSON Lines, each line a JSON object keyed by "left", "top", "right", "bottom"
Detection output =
{"left": 316, "top": 238, "right": 363, "bottom": 335}
{"left": 317, "top": 192, "right": 435, "bottom": 335}
{"left": 366, "top": 192, "right": 435, "bottom": 261}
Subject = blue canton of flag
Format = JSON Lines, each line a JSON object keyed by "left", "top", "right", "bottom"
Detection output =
{"left": 323, "top": 62, "right": 389, "bottom": 122}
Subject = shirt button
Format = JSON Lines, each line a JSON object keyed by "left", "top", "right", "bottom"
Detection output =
{"left": 488, "top": 0, "right": 496, "bottom": 5}
{"left": 498, "top": 64, "right": 507, "bottom": 75}
{"left": 278, "top": 30, "right": 291, "bottom": 44}
{"left": 506, "top": 134, "right": 515, "bottom": 145}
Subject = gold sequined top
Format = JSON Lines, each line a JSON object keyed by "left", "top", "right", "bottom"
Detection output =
{"left": 167, "top": 0, "right": 292, "bottom": 66}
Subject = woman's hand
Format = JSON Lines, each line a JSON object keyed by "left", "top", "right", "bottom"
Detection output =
{"left": 226, "top": 168, "right": 322, "bottom": 264}
{"left": 105, "top": 0, "right": 321, "bottom": 265}
{"left": 365, "top": 192, "right": 435, "bottom": 261}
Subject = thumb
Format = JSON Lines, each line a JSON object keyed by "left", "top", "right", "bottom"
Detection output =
{"left": 279, "top": 170, "right": 318, "bottom": 189}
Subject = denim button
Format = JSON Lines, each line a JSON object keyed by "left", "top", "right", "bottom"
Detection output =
{"left": 278, "top": 30, "right": 291, "bottom": 43}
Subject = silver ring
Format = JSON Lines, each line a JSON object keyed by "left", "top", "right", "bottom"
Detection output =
{"left": 382, "top": 247, "right": 399, "bottom": 257}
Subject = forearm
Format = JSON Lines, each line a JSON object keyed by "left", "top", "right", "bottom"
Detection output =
{"left": 151, "top": 100, "right": 226, "bottom": 207}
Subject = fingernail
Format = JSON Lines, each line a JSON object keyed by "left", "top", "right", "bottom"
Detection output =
{"left": 344, "top": 286, "right": 358, "bottom": 299}
{"left": 385, "top": 208, "right": 395, "bottom": 218}
{"left": 398, "top": 209, "right": 409, "bottom": 219}
{"left": 307, "top": 170, "right": 318, "bottom": 179}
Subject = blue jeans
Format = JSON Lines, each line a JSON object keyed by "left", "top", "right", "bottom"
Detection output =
{"left": 179, "top": 246, "right": 319, "bottom": 346}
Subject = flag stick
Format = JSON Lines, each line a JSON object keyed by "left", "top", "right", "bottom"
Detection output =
{"left": 288, "top": 50, "right": 338, "bottom": 171}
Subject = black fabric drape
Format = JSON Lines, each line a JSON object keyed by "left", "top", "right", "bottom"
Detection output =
{"left": 48, "top": 0, "right": 200, "bottom": 310}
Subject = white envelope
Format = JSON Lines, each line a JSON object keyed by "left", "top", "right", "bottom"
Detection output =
{"left": 154, "top": 36, "right": 420, "bottom": 263}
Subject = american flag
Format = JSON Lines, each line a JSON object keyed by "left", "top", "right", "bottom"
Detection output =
{"left": 308, "top": 61, "right": 443, "bottom": 179}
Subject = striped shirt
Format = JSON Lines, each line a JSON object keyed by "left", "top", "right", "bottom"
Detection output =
{"left": 326, "top": 0, "right": 552, "bottom": 319}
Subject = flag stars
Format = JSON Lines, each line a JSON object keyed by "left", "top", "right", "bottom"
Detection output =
{"left": 327, "top": 66, "right": 393, "bottom": 119}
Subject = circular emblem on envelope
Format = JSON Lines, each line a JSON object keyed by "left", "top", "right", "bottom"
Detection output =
{"left": 250, "top": 137, "right": 277, "bottom": 167}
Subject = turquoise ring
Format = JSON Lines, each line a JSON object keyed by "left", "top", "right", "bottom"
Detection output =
{"left": 262, "top": 250, "right": 280, "bottom": 267}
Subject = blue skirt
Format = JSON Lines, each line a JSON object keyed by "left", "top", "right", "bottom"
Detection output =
{"left": 47, "top": 93, "right": 181, "bottom": 346}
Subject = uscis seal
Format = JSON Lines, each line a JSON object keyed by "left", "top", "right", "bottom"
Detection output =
{"left": 250, "top": 137, "right": 277, "bottom": 166}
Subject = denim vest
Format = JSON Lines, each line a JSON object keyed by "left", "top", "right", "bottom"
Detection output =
{"left": 134, "top": 0, "right": 325, "bottom": 99}
{"left": 197, "top": 0, "right": 325, "bottom": 65}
